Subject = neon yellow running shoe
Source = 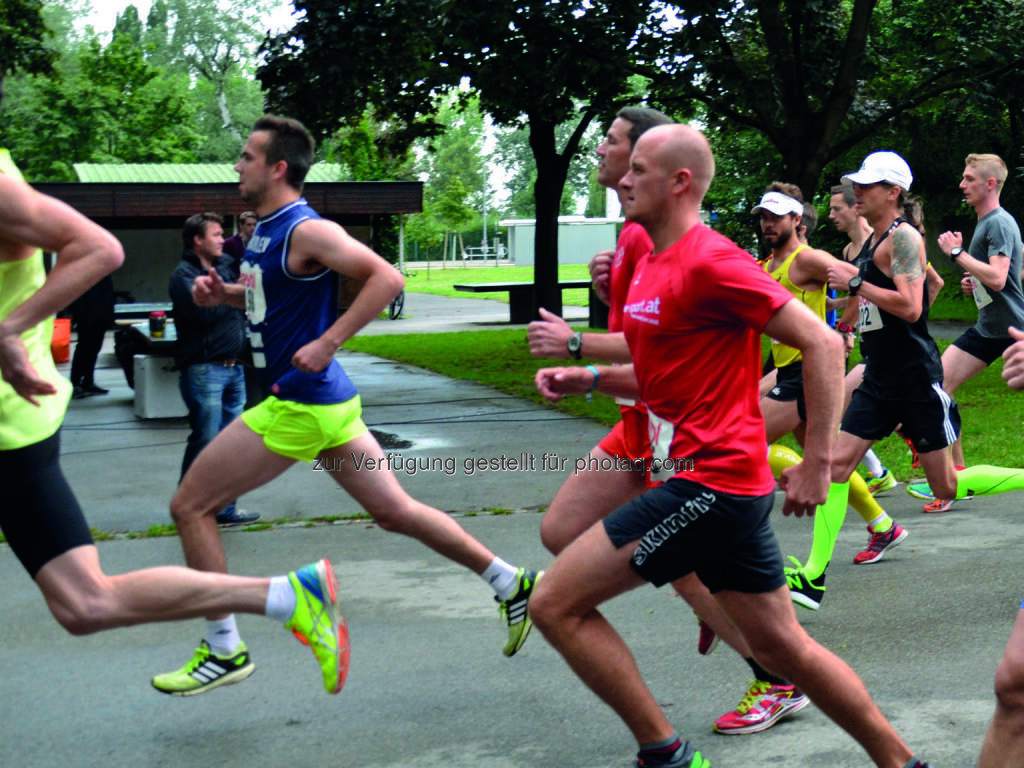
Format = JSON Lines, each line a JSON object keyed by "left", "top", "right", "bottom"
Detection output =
{"left": 497, "top": 568, "right": 541, "bottom": 657}
{"left": 286, "top": 558, "right": 349, "bottom": 695}
{"left": 151, "top": 639, "right": 254, "bottom": 696}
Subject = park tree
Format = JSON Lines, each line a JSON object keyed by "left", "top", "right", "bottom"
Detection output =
{"left": 259, "top": 0, "right": 655, "bottom": 317}
{"left": 140, "top": 0, "right": 270, "bottom": 159}
{"left": 643, "top": 0, "right": 1024, "bottom": 205}
{"left": 0, "top": 24, "right": 200, "bottom": 180}
{"left": 0, "top": 0, "right": 57, "bottom": 102}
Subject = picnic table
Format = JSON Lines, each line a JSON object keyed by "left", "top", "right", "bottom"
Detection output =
{"left": 453, "top": 280, "right": 608, "bottom": 327}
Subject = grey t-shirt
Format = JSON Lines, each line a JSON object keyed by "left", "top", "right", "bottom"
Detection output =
{"left": 968, "top": 206, "right": 1024, "bottom": 338}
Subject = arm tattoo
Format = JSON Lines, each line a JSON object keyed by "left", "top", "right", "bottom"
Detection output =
{"left": 891, "top": 227, "right": 924, "bottom": 282}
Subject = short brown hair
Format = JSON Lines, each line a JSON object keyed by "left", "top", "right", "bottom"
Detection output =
{"left": 182, "top": 212, "right": 223, "bottom": 249}
{"left": 965, "top": 153, "right": 1007, "bottom": 194}
{"left": 252, "top": 115, "right": 316, "bottom": 192}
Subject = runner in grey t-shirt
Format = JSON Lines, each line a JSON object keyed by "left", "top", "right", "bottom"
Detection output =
{"left": 927, "top": 153, "right": 1024, "bottom": 511}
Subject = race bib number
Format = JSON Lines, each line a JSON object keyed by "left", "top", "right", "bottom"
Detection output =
{"left": 973, "top": 281, "right": 993, "bottom": 311}
{"left": 239, "top": 263, "right": 267, "bottom": 325}
{"left": 858, "top": 297, "right": 883, "bottom": 334}
{"left": 647, "top": 410, "right": 675, "bottom": 483}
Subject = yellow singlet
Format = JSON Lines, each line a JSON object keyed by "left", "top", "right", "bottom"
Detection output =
{"left": 762, "top": 244, "right": 827, "bottom": 368}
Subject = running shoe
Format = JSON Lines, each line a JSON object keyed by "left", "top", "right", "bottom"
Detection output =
{"left": 853, "top": 523, "right": 907, "bottom": 564}
{"left": 907, "top": 466, "right": 967, "bottom": 501}
{"left": 866, "top": 469, "right": 898, "bottom": 495}
{"left": 696, "top": 614, "right": 720, "bottom": 656}
{"left": 286, "top": 558, "right": 349, "bottom": 695}
{"left": 151, "top": 640, "right": 254, "bottom": 696}
{"left": 713, "top": 680, "right": 810, "bottom": 735}
{"left": 903, "top": 435, "right": 921, "bottom": 469}
{"left": 923, "top": 498, "right": 955, "bottom": 513}
{"left": 785, "top": 557, "right": 826, "bottom": 611}
{"left": 635, "top": 740, "right": 710, "bottom": 767}
{"left": 906, "top": 481, "right": 935, "bottom": 500}
{"left": 498, "top": 568, "right": 541, "bottom": 657}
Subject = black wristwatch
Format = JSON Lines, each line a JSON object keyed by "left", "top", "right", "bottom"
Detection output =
{"left": 847, "top": 275, "right": 863, "bottom": 296}
{"left": 950, "top": 246, "right": 964, "bottom": 261}
{"left": 567, "top": 331, "right": 583, "bottom": 360}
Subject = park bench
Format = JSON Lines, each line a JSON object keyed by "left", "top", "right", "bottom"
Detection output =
{"left": 452, "top": 280, "right": 608, "bottom": 327}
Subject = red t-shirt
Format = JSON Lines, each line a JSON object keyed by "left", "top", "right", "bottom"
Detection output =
{"left": 608, "top": 220, "right": 652, "bottom": 332}
{"left": 622, "top": 224, "right": 792, "bottom": 495}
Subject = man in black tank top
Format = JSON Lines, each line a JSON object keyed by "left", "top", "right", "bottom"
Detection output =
{"left": 825, "top": 152, "right": 962, "bottom": 508}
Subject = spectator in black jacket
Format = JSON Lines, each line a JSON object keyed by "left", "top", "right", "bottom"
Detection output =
{"left": 68, "top": 274, "right": 115, "bottom": 398}
{"left": 169, "top": 213, "right": 258, "bottom": 526}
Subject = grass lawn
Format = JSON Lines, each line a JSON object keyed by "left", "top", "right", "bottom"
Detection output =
{"left": 345, "top": 329, "right": 1024, "bottom": 483}
{"left": 402, "top": 263, "right": 592, "bottom": 306}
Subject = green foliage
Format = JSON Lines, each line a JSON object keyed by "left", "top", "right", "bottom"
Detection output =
{"left": 646, "top": 0, "right": 1024, "bottom": 207}
{"left": 259, "top": 0, "right": 666, "bottom": 315}
{"left": 0, "top": 0, "right": 58, "bottom": 87}
{"left": 0, "top": 28, "right": 201, "bottom": 180}
{"left": 0, "top": 0, "right": 271, "bottom": 173}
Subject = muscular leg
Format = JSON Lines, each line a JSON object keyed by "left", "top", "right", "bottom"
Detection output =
{"left": 317, "top": 431, "right": 495, "bottom": 574}
{"left": 34, "top": 545, "right": 269, "bottom": 636}
{"left": 760, "top": 396, "right": 802, "bottom": 445}
{"left": 529, "top": 523, "right": 671, "bottom": 745}
{"left": 540, "top": 445, "right": 648, "bottom": 555}
{"left": 171, "top": 418, "right": 296, "bottom": 575}
{"left": 716, "top": 587, "right": 915, "bottom": 767}
{"left": 979, "top": 609, "right": 1024, "bottom": 768}
{"left": 940, "top": 345, "right": 987, "bottom": 467}
{"left": 543, "top": 445, "right": 752, "bottom": 657}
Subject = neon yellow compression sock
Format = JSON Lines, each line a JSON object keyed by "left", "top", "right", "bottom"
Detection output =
{"left": 802, "top": 482, "right": 850, "bottom": 581}
{"left": 956, "top": 465, "right": 1024, "bottom": 499}
{"left": 849, "top": 472, "right": 892, "bottom": 532}
{"left": 768, "top": 443, "right": 802, "bottom": 476}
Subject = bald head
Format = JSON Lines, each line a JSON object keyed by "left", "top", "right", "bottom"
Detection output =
{"left": 619, "top": 124, "right": 715, "bottom": 249}
{"left": 634, "top": 124, "right": 715, "bottom": 201}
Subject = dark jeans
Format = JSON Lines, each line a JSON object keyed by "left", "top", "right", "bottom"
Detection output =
{"left": 178, "top": 363, "right": 246, "bottom": 515}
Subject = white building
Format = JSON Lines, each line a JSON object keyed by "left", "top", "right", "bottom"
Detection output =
{"left": 497, "top": 216, "right": 623, "bottom": 266}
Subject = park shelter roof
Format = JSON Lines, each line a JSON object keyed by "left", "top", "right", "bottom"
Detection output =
{"left": 34, "top": 164, "right": 422, "bottom": 229}
{"left": 72, "top": 163, "right": 346, "bottom": 184}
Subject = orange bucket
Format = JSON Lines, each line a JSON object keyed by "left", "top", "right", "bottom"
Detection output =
{"left": 51, "top": 317, "right": 71, "bottom": 364}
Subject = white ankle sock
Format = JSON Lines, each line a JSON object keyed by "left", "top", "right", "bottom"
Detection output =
{"left": 206, "top": 615, "right": 241, "bottom": 656}
{"left": 481, "top": 558, "right": 519, "bottom": 600}
{"left": 862, "top": 449, "right": 884, "bottom": 477}
{"left": 265, "top": 575, "right": 297, "bottom": 624}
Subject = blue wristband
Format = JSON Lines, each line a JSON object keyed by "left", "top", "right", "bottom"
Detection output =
{"left": 585, "top": 365, "right": 599, "bottom": 401}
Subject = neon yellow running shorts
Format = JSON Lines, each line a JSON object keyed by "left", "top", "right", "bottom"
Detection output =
{"left": 241, "top": 394, "right": 368, "bottom": 463}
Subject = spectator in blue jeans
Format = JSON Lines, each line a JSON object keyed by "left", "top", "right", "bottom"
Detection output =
{"left": 169, "top": 213, "right": 259, "bottom": 526}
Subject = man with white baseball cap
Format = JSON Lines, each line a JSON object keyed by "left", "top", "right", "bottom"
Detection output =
{"left": 842, "top": 151, "right": 913, "bottom": 192}
{"left": 826, "top": 151, "right": 1023, "bottom": 538}
{"left": 752, "top": 182, "right": 903, "bottom": 614}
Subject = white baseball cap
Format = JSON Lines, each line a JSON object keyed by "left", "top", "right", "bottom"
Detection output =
{"left": 842, "top": 151, "right": 913, "bottom": 192}
{"left": 751, "top": 191, "right": 804, "bottom": 217}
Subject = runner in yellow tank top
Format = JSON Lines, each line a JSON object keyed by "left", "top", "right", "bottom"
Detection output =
{"left": 763, "top": 241, "right": 827, "bottom": 368}
{"left": 752, "top": 183, "right": 908, "bottom": 612}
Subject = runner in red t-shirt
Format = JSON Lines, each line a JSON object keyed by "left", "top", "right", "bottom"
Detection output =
{"left": 528, "top": 110, "right": 803, "bottom": 735}
{"left": 529, "top": 124, "right": 932, "bottom": 768}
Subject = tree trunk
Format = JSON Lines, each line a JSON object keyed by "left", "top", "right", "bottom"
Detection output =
{"left": 528, "top": 117, "right": 569, "bottom": 319}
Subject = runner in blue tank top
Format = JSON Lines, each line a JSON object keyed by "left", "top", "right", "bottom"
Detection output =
{"left": 154, "top": 116, "right": 539, "bottom": 698}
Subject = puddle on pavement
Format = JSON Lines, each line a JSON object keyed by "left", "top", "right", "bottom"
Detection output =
{"left": 371, "top": 428, "right": 413, "bottom": 449}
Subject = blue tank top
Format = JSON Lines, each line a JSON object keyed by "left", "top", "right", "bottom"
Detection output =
{"left": 240, "top": 199, "right": 358, "bottom": 405}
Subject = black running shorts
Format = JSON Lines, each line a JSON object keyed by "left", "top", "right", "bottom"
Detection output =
{"left": 0, "top": 430, "right": 94, "bottom": 577}
{"left": 842, "top": 378, "right": 961, "bottom": 454}
{"left": 764, "top": 361, "right": 807, "bottom": 421}
{"left": 603, "top": 477, "right": 784, "bottom": 593}
{"left": 953, "top": 326, "right": 1014, "bottom": 366}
